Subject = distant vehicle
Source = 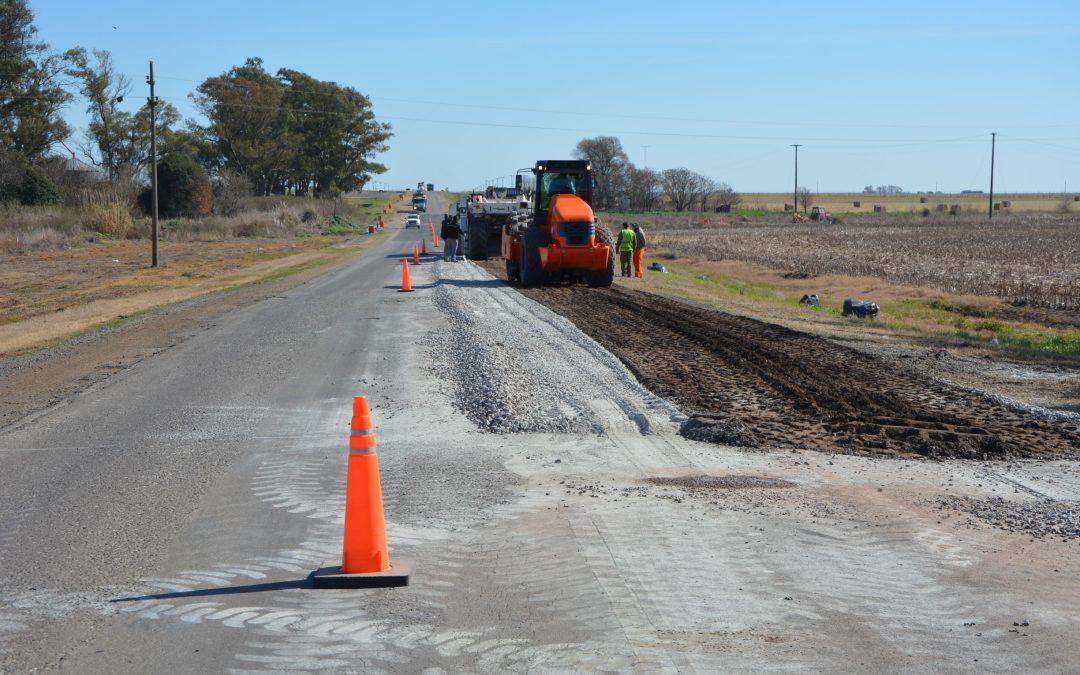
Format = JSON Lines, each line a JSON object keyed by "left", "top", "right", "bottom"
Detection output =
{"left": 426, "top": 183, "right": 434, "bottom": 192}
{"left": 809, "top": 206, "right": 831, "bottom": 222}
{"left": 405, "top": 213, "right": 421, "bottom": 229}
{"left": 412, "top": 194, "right": 427, "bottom": 212}
{"left": 649, "top": 262, "right": 668, "bottom": 272}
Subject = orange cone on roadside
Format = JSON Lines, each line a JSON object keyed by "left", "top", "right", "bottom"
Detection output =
{"left": 422, "top": 239, "right": 427, "bottom": 255}
{"left": 312, "top": 396, "right": 413, "bottom": 588}
{"left": 399, "top": 258, "right": 413, "bottom": 292}
{"left": 413, "top": 244, "right": 419, "bottom": 266}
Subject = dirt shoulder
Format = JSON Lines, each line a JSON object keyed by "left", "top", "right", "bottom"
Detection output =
{"left": 0, "top": 233, "right": 382, "bottom": 429}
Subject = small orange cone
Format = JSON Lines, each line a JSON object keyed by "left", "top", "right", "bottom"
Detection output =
{"left": 421, "top": 239, "right": 427, "bottom": 255}
{"left": 312, "top": 396, "right": 413, "bottom": 588}
{"left": 413, "top": 244, "right": 419, "bottom": 266}
{"left": 399, "top": 258, "right": 413, "bottom": 292}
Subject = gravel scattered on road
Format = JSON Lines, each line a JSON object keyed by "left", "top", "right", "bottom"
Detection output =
{"left": 938, "top": 495, "right": 1080, "bottom": 540}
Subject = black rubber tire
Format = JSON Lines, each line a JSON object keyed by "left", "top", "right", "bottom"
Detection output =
{"left": 519, "top": 226, "right": 543, "bottom": 287}
{"left": 469, "top": 219, "right": 489, "bottom": 260}
{"left": 588, "top": 224, "right": 616, "bottom": 287}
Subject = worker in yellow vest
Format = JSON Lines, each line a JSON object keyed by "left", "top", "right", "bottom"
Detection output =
{"left": 617, "top": 222, "right": 636, "bottom": 278}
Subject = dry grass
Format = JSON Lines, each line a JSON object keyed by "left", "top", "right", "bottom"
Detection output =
{"left": 638, "top": 213, "right": 1080, "bottom": 311}
{"left": 0, "top": 191, "right": 401, "bottom": 253}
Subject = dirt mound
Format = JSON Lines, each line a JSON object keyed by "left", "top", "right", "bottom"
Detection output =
{"left": 508, "top": 281, "right": 1079, "bottom": 459}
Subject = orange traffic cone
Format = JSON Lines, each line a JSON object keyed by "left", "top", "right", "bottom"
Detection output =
{"left": 399, "top": 258, "right": 413, "bottom": 292}
{"left": 413, "top": 244, "right": 419, "bottom": 266}
{"left": 421, "top": 239, "right": 427, "bottom": 255}
{"left": 312, "top": 396, "right": 413, "bottom": 588}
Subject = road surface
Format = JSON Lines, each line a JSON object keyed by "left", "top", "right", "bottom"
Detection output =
{"left": 1, "top": 193, "right": 1078, "bottom": 673}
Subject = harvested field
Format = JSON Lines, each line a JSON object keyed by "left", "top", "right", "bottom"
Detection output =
{"left": 506, "top": 279, "right": 1080, "bottom": 459}
{"left": 638, "top": 213, "right": 1080, "bottom": 310}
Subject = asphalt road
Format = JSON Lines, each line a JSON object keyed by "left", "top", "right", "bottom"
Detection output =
{"left": 1, "top": 192, "right": 1078, "bottom": 673}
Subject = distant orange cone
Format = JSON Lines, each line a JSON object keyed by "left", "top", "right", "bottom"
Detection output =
{"left": 422, "top": 239, "right": 427, "bottom": 255}
{"left": 311, "top": 396, "right": 413, "bottom": 588}
{"left": 399, "top": 258, "right": 413, "bottom": 292}
{"left": 413, "top": 244, "right": 419, "bottom": 266}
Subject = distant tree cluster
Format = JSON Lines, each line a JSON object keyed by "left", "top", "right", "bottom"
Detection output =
{"left": 572, "top": 136, "right": 740, "bottom": 212}
{"left": 1, "top": 1, "right": 391, "bottom": 215}
{"left": 863, "top": 185, "right": 904, "bottom": 194}
{"left": 192, "top": 58, "right": 391, "bottom": 198}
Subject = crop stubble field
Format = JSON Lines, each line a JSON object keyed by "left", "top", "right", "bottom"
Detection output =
{"left": 641, "top": 213, "right": 1080, "bottom": 311}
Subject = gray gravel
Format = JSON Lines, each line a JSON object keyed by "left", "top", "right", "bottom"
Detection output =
{"left": 938, "top": 495, "right": 1080, "bottom": 540}
{"left": 428, "top": 259, "right": 678, "bottom": 435}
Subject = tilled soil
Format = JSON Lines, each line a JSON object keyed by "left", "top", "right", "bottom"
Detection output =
{"left": 486, "top": 270, "right": 1080, "bottom": 459}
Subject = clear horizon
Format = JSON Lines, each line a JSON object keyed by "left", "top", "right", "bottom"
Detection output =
{"left": 30, "top": 0, "right": 1080, "bottom": 194}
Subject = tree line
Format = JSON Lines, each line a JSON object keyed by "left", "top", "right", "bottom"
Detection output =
{"left": 571, "top": 136, "right": 741, "bottom": 212}
{"left": 1, "top": 1, "right": 390, "bottom": 214}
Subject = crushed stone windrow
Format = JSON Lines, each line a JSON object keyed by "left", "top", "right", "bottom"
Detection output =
{"left": 428, "top": 259, "right": 680, "bottom": 435}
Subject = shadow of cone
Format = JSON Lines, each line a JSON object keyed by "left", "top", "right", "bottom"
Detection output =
{"left": 399, "top": 258, "right": 413, "bottom": 292}
{"left": 312, "top": 396, "right": 413, "bottom": 588}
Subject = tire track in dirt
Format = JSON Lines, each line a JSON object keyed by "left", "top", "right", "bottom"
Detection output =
{"left": 478, "top": 267, "right": 1078, "bottom": 458}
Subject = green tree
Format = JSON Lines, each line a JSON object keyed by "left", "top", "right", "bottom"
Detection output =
{"left": 277, "top": 69, "right": 390, "bottom": 197}
{"left": 0, "top": 0, "right": 83, "bottom": 159}
{"left": 73, "top": 49, "right": 131, "bottom": 179}
{"left": 191, "top": 58, "right": 289, "bottom": 195}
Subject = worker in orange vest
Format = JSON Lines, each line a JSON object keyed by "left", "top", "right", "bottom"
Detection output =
{"left": 632, "top": 223, "right": 646, "bottom": 279}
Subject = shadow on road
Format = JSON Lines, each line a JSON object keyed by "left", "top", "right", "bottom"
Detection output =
{"left": 111, "top": 578, "right": 312, "bottom": 602}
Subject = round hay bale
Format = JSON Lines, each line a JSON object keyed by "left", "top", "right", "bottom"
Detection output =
{"left": 921, "top": 207, "right": 931, "bottom": 217}
{"left": 919, "top": 196, "right": 928, "bottom": 203}
{"left": 784, "top": 203, "right": 793, "bottom": 211}
{"left": 853, "top": 201, "right": 861, "bottom": 207}
{"left": 1001, "top": 200, "right": 1011, "bottom": 207}
{"left": 1074, "top": 196, "right": 1079, "bottom": 202}
{"left": 936, "top": 203, "right": 948, "bottom": 211}
{"left": 994, "top": 202, "right": 1002, "bottom": 210}
{"left": 950, "top": 204, "right": 961, "bottom": 214}
{"left": 873, "top": 205, "right": 885, "bottom": 213}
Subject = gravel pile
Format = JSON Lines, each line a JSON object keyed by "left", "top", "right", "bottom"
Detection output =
{"left": 938, "top": 495, "right": 1080, "bottom": 540}
{"left": 429, "top": 260, "right": 677, "bottom": 435}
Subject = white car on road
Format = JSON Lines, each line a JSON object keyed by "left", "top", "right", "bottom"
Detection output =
{"left": 405, "top": 213, "right": 421, "bottom": 229}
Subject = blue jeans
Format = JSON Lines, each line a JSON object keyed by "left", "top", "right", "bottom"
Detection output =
{"left": 444, "top": 237, "right": 459, "bottom": 261}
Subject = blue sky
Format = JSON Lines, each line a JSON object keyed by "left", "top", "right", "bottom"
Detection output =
{"left": 32, "top": 0, "right": 1080, "bottom": 193}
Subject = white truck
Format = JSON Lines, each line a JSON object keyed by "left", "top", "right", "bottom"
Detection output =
{"left": 457, "top": 186, "right": 530, "bottom": 260}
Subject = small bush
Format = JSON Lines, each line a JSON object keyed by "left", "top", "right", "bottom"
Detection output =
{"left": 140, "top": 153, "right": 213, "bottom": 218}
{"left": 20, "top": 166, "right": 61, "bottom": 206}
{"left": 302, "top": 208, "right": 319, "bottom": 223}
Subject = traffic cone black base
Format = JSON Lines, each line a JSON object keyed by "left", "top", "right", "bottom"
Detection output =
{"left": 312, "top": 558, "right": 414, "bottom": 589}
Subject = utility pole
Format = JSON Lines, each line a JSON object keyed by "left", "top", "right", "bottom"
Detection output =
{"left": 642, "top": 145, "right": 650, "bottom": 169}
{"left": 147, "top": 61, "right": 159, "bottom": 267}
{"left": 988, "top": 132, "right": 996, "bottom": 220}
{"left": 791, "top": 144, "right": 801, "bottom": 214}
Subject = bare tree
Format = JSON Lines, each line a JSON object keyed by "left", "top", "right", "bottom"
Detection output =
{"left": 626, "top": 165, "right": 660, "bottom": 210}
{"left": 712, "top": 182, "right": 743, "bottom": 209}
{"left": 660, "top": 167, "right": 710, "bottom": 212}
{"left": 797, "top": 186, "right": 813, "bottom": 212}
{"left": 698, "top": 176, "right": 719, "bottom": 211}
{"left": 573, "top": 136, "right": 629, "bottom": 209}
